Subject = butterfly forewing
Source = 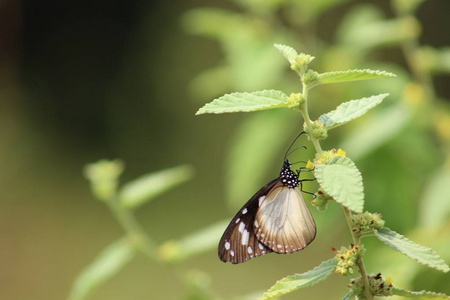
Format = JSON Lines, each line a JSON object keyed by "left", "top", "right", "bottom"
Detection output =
{"left": 218, "top": 179, "right": 278, "bottom": 264}
{"left": 255, "top": 185, "right": 316, "bottom": 253}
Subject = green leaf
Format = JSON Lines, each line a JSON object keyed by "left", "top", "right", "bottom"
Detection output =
{"left": 319, "top": 94, "right": 389, "bottom": 129}
{"left": 314, "top": 156, "right": 364, "bottom": 212}
{"left": 274, "top": 44, "right": 298, "bottom": 65}
{"left": 196, "top": 90, "right": 289, "bottom": 115}
{"left": 119, "top": 165, "right": 194, "bottom": 209}
{"left": 374, "top": 227, "right": 450, "bottom": 273}
{"left": 310, "top": 69, "right": 396, "bottom": 88}
{"left": 419, "top": 167, "right": 450, "bottom": 229}
{"left": 159, "top": 220, "right": 229, "bottom": 263}
{"left": 392, "top": 288, "right": 450, "bottom": 299}
{"left": 67, "top": 238, "right": 135, "bottom": 300}
{"left": 258, "top": 259, "right": 337, "bottom": 300}
{"left": 342, "top": 290, "right": 355, "bottom": 300}
{"left": 337, "top": 6, "right": 419, "bottom": 50}
{"left": 339, "top": 101, "right": 413, "bottom": 160}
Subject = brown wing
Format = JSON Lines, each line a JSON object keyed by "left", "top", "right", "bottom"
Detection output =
{"left": 218, "top": 179, "right": 278, "bottom": 264}
{"left": 254, "top": 183, "right": 316, "bottom": 253}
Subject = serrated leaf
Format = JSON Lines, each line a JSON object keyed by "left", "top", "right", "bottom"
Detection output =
{"left": 196, "top": 90, "right": 289, "bottom": 115}
{"left": 119, "top": 165, "right": 194, "bottom": 209}
{"left": 310, "top": 69, "right": 396, "bottom": 88}
{"left": 159, "top": 220, "right": 229, "bottom": 263}
{"left": 339, "top": 101, "right": 413, "bottom": 160}
{"left": 274, "top": 44, "right": 298, "bottom": 65}
{"left": 314, "top": 156, "right": 364, "bottom": 212}
{"left": 319, "top": 94, "right": 389, "bottom": 129}
{"left": 342, "top": 290, "right": 355, "bottom": 300}
{"left": 374, "top": 227, "right": 450, "bottom": 273}
{"left": 392, "top": 288, "right": 450, "bottom": 299}
{"left": 67, "top": 238, "right": 135, "bottom": 300}
{"left": 258, "top": 259, "right": 337, "bottom": 300}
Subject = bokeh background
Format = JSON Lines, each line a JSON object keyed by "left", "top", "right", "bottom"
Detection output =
{"left": 1, "top": 0, "right": 450, "bottom": 299}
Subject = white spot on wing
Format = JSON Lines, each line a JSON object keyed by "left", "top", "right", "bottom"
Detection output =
{"left": 254, "top": 220, "right": 259, "bottom": 227}
{"left": 247, "top": 246, "right": 253, "bottom": 254}
{"left": 225, "top": 242, "right": 230, "bottom": 250}
{"left": 242, "top": 208, "right": 248, "bottom": 214}
{"left": 258, "top": 243, "right": 264, "bottom": 250}
{"left": 277, "top": 244, "right": 282, "bottom": 249}
{"left": 238, "top": 222, "right": 245, "bottom": 233}
{"left": 230, "top": 250, "right": 235, "bottom": 257}
{"left": 241, "top": 230, "right": 249, "bottom": 245}
{"left": 259, "top": 196, "right": 266, "bottom": 206}
{"left": 235, "top": 218, "right": 240, "bottom": 224}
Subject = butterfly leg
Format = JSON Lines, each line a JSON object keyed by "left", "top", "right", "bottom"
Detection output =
{"left": 299, "top": 179, "right": 317, "bottom": 199}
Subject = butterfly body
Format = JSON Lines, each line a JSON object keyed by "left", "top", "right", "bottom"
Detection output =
{"left": 218, "top": 160, "right": 316, "bottom": 264}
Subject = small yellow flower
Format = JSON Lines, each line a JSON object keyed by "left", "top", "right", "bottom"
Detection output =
{"left": 337, "top": 149, "right": 346, "bottom": 157}
{"left": 305, "top": 160, "right": 315, "bottom": 169}
{"left": 386, "top": 277, "right": 393, "bottom": 284}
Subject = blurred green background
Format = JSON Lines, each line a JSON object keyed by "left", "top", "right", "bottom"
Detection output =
{"left": 1, "top": 0, "right": 450, "bottom": 299}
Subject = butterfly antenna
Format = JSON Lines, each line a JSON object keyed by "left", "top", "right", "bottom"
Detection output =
{"left": 286, "top": 145, "right": 307, "bottom": 159}
{"left": 284, "top": 131, "right": 307, "bottom": 161}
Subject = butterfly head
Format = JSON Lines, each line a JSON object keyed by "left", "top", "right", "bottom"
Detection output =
{"left": 280, "top": 160, "right": 300, "bottom": 188}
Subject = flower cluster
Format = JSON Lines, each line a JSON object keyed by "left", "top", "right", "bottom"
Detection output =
{"left": 307, "top": 148, "right": 346, "bottom": 167}
{"left": 348, "top": 273, "right": 394, "bottom": 298}
{"left": 84, "top": 159, "right": 124, "bottom": 201}
{"left": 351, "top": 212, "right": 385, "bottom": 235}
{"left": 311, "top": 190, "right": 332, "bottom": 211}
{"left": 333, "top": 243, "right": 366, "bottom": 276}
{"left": 304, "top": 120, "right": 328, "bottom": 140}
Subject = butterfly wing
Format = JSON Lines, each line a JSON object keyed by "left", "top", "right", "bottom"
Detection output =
{"left": 255, "top": 184, "right": 316, "bottom": 253}
{"left": 218, "top": 179, "right": 278, "bottom": 264}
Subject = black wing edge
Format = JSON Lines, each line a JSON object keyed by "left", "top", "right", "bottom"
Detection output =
{"left": 218, "top": 179, "right": 279, "bottom": 264}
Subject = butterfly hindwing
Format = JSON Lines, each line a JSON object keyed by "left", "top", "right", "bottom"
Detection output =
{"left": 218, "top": 179, "right": 278, "bottom": 264}
{"left": 255, "top": 184, "right": 316, "bottom": 253}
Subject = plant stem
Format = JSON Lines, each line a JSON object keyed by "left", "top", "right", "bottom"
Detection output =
{"left": 300, "top": 82, "right": 372, "bottom": 299}
{"left": 300, "top": 83, "right": 323, "bottom": 154}
{"left": 107, "top": 196, "right": 158, "bottom": 261}
{"left": 343, "top": 207, "right": 373, "bottom": 300}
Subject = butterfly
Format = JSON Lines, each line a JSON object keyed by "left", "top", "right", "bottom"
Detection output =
{"left": 218, "top": 136, "right": 316, "bottom": 264}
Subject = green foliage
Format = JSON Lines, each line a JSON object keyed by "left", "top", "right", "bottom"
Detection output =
{"left": 318, "top": 94, "right": 389, "bottom": 129}
{"left": 419, "top": 168, "right": 450, "bottom": 229}
{"left": 311, "top": 70, "right": 396, "bottom": 88}
{"left": 196, "top": 90, "right": 289, "bottom": 115}
{"left": 392, "top": 288, "right": 450, "bottom": 299}
{"left": 119, "top": 165, "right": 194, "bottom": 209}
{"left": 339, "top": 101, "right": 413, "bottom": 160}
{"left": 159, "top": 220, "right": 229, "bottom": 263}
{"left": 84, "top": 160, "right": 124, "bottom": 201}
{"left": 314, "top": 156, "right": 364, "bottom": 213}
{"left": 71, "top": 161, "right": 195, "bottom": 299}
{"left": 67, "top": 238, "right": 135, "bottom": 300}
{"left": 274, "top": 44, "right": 299, "bottom": 66}
{"left": 374, "top": 227, "right": 450, "bottom": 272}
{"left": 258, "top": 259, "right": 337, "bottom": 300}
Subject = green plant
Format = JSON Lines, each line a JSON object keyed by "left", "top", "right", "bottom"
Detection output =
{"left": 196, "top": 44, "right": 449, "bottom": 299}
{"left": 67, "top": 160, "right": 195, "bottom": 300}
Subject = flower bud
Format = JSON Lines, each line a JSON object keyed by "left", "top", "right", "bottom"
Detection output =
{"left": 302, "top": 69, "right": 319, "bottom": 85}
{"left": 305, "top": 120, "right": 328, "bottom": 140}
{"left": 311, "top": 190, "right": 332, "bottom": 211}
{"left": 84, "top": 159, "right": 124, "bottom": 201}
{"left": 287, "top": 93, "right": 304, "bottom": 110}
{"left": 351, "top": 212, "right": 385, "bottom": 235}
